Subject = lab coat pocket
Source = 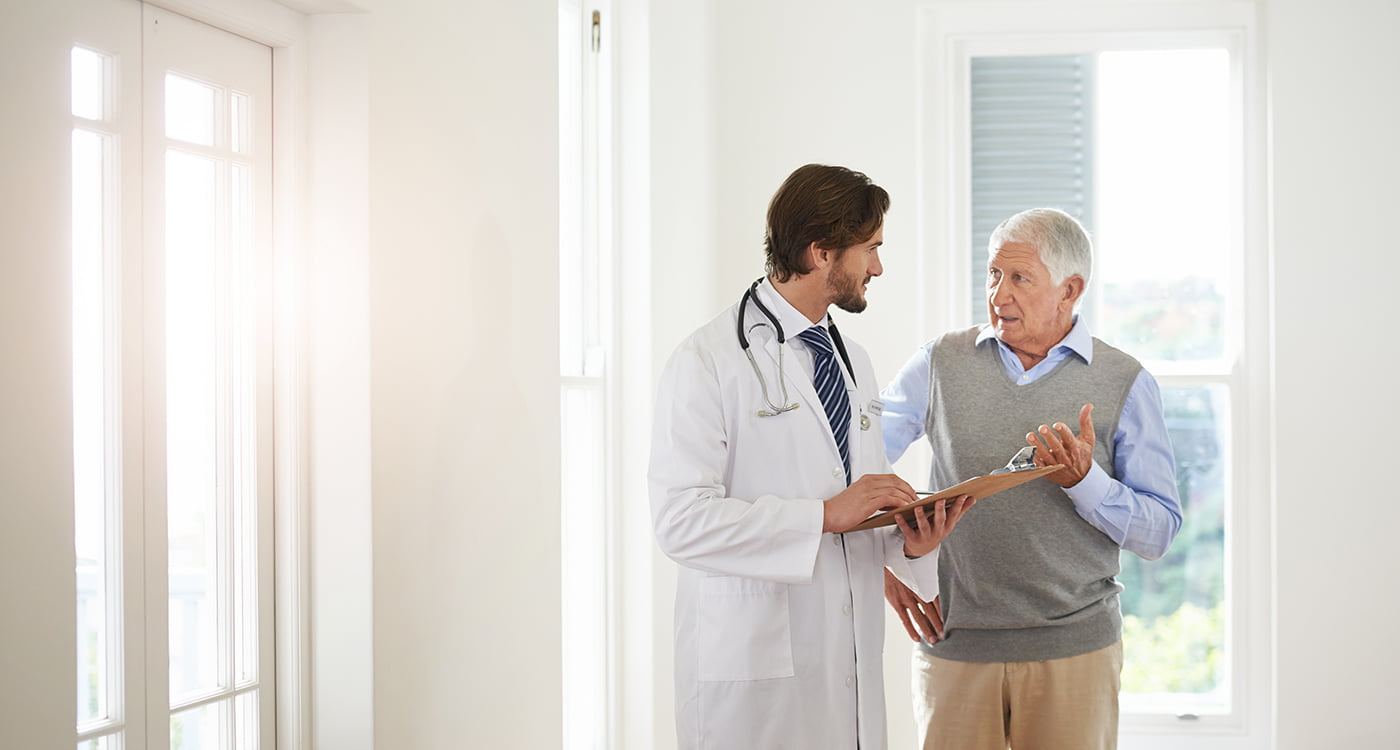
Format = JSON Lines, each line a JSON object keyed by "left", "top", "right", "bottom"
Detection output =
{"left": 697, "top": 576, "right": 794, "bottom": 682}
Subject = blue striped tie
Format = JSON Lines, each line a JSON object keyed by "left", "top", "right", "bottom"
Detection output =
{"left": 796, "top": 325, "right": 851, "bottom": 485}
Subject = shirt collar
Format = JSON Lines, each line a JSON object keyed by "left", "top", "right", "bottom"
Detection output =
{"left": 754, "top": 277, "right": 828, "bottom": 342}
{"left": 975, "top": 314, "right": 1094, "bottom": 365}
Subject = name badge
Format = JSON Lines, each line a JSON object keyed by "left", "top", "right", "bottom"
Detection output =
{"left": 868, "top": 399, "right": 884, "bottom": 415}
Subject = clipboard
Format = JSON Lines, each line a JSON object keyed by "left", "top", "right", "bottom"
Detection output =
{"left": 846, "top": 463, "right": 1063, "bottom": 532}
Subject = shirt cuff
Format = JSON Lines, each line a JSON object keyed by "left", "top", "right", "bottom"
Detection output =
{"left": 1062, "top": 460, "right": 1112, "bottom": 513}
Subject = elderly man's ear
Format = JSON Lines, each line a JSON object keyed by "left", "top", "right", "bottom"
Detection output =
{"left": 1062, "top": 275, "right": 1086, "bottom": 307}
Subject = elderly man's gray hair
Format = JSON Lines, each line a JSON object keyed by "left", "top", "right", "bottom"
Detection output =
{"left": 988, "top": 207, "right": 1093, "bottom": 287}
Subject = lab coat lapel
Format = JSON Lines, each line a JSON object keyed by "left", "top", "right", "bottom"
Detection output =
{"left": 757, "top": 333, "right": 845, "bottom": 467}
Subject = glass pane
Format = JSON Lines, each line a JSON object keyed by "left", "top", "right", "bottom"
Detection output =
{"left": 72, "top": 47, "right": 106, "bottom": 120}
{"left": 166, "top": 149, "right": 222, "bottom": 701}
{"left": 1119, "top": 384, "right": 1228, "bottom": 708}
{"left": 1093, "top": 49, "right": 1231, "bottom": 362}
{"left": 558, "top": 3, "right": 584, "bottom": 377}
{"left": 560, "top": 384, "right": 606, "bottom": 747}
{"left": 234, "top": 691, "right": 258, "bottom": 750}
{"left": 166, "top": 74, "right": 217, "bottom": 147}
{"left": 73, "top": 125, "right": 112, "bottom": 726}
{"left": 230, "top": 93, "right": 248, "bottom": 154}
{"left": 78, "top": 733, "right": 117, "bottom": 750}
{"left": 968, "top": 54, "right": 1094, "bottom": 324}
{"left": 171, "top": 699, "right": 228, "bottom": 750}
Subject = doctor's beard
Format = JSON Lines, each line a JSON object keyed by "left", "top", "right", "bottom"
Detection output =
{"left": 827, "top": 264, "right": 871, "bottom": 314}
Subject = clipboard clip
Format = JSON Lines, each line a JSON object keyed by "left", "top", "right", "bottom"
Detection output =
{"left": 989, "top": 446, "right": 1038, "bottom": 475}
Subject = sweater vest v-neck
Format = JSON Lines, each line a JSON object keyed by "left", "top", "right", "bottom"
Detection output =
{"left": 920, "top": 326, "right": 1142, "bottom": 663}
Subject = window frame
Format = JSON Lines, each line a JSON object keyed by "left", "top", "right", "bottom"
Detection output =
{"left": 72, "top": 0, "right": 312, "bottom": 748}
{"left": 918, "top": 2, "right": 1271, "bottom": 745}
{"left": 559, "top": 1, "right": 623, "bottom": 748}
{"left": 70, "top": 36, "right": 137, "bottom": 750}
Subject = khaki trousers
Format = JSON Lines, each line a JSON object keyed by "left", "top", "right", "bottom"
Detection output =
{"left": 912, "top": 641, "right": 1123, "bottom": 750}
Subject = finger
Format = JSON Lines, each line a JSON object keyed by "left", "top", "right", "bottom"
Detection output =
{"left": 929, "top": 596, "right": 945, "bottom": 638}
{"left": 1027, "top": 429, "right": 1052, "bottom": 454}
{"left": 929, "top": 498, "right": 948, "bottom": 533}
{"left": 1079, "top": 403, "right": 1096, "bottom": 445}
{"left": 1036, "top": 425, "right": 1065, "bottom": 463}
{"left": 1026, "top": 433, "right": 1050, "bottom": 466}
{"left": 895, "top": 607, "right": 920, "bottom": 642}
{"left": 908, "top": 602, "right": 937, "bottom": 641}
{"left": 1053, "top": 421, "right": 1079, "bottom": 449}
{"left": 884, "top": 491, "right": 915, "bottom": 511}
{"left": 910, "top": 602, "right": 938, "bottom": 641}
{"left": 890, "top": 474, "right": 918, "bottom": 500}
{"left": 870, "top": 474, "right": 917, "bottom": 501}
{"left": 893, "top": 509, "right": 914, "bottom": 536}
{"left": 948, "top": 495, "right": 976, "bottom": 524}
{"left": 915, "top": 504, "right": 933, "bottom": 536}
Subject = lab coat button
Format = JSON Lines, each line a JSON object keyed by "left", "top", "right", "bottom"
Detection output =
{"left": 833, "top": 536, "right": 842, "bottom": 546}
{"left": 842, "top": 603, "right": 852, "bottom": 616}
{"left": 845, "top": 676, "right": 855, "bottom": 688}
{"left": 832, "top": 467, "right": 842, "bottom": 477}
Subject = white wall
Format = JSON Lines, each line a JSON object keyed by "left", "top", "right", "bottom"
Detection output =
{"left": 307, "top": 11, "right": 373, "bottom": 750}
{"left": 1267, "top": 0, "right": 1400, "bottom": 746}
{"left": 643, "top": 4, "right": 720, "bottom": 747}
{"left": 0, "top": 2, "right": 77, "bottom": 748}
{"left": 708, "top": 0, "right": 933, "bottom": 375}
{"left": 360, "top": 1, "right": 562, "bottom": 748}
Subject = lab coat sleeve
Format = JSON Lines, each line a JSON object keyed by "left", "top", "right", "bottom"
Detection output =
{"left": 648, "top": 341, "right": 826, "bottom": 584}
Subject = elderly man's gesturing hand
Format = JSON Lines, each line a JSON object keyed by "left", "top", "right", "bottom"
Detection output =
{"left": 1028, "top": 402, "right": 1096, "bottom": 488}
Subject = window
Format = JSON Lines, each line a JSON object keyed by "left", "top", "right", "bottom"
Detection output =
{"left": 72, "top": 42, "right": 122, "bottom": 748}
{"left": 73, "top": 3, "right": 276, "bottom": 748}
{"left": 559, "top": 2, "right": 616, "bottom": 749}
{"left": 920, "top": 1, "right": 1270, "bottom": 744}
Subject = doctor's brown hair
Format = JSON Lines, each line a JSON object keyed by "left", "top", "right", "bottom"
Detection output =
{"left": 763, "top": 164, "right": 890, "bottom": 283}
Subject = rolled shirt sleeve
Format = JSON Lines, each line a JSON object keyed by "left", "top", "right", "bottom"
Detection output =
{"left": 879, "top": 342, "right": 934, "bottom": 465}
{"left": 1061, "top": 369, "right": 1183, "bottom": 560}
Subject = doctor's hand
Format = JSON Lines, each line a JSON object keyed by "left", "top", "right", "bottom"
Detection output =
{"left": 1028, "top": 402, "right": 1096, "bottom": 488}
{"left": 896, "top": 494, "right": 975, "bottom": 558}
{"left": 885, "top": 569, "right": 942, "bottom": 643}
{"left": 822, "top": 474, "right": 918, "bottom": 534}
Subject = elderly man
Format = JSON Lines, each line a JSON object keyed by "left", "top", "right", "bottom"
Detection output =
{"left": 879, "top": 208, "right": 1183, "bottom": 750}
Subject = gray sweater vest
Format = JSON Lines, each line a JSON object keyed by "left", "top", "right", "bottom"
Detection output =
{"left": 920, "top": 326, "right": 1142, "bottom": 663}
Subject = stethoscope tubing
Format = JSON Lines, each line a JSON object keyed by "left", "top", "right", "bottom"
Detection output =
{"left": 737, "top": 277, "right": 857, "bottom": 417}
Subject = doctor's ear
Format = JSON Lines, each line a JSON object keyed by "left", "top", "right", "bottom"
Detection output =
{"left": 808, "top": 241, "right": 834, "bottom": 270}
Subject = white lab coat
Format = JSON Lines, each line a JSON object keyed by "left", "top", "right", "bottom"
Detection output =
{"left": 649, "top": 281, "right": 941, "bottom": 750}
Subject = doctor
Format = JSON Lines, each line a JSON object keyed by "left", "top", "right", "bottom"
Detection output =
{"left": 649, "top": 163, "right": 974, "bottom": 750}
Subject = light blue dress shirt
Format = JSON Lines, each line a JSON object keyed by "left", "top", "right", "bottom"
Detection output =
{"left": 880, "top": 317, "right": 1184, "bottom": 560}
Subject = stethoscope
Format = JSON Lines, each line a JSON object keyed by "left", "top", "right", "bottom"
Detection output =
{"left": 737, "top": 277, "right": 857, "bottom": 418}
